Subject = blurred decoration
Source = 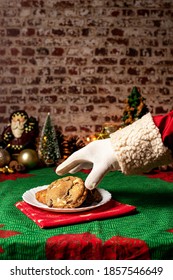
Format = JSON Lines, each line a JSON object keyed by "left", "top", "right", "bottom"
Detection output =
{"left": 1, "top": 110, "right": 38, "bottom": 155}
{"left": 85, "top": 134, "right": 97, "bottom": 143}
{"left": 0, "top": 148, "right": 11, "bottom": 168}
{"left": 96, "top": 122, "right": 121, "bottom": 140}
{"left": 0, "top": 165, "right": 14, "bottom": 174}
{"left": 122, "top": 86, "right": 149, "bottom": 126}
{"left": 62, "top": 135, "right": 85, "bottom": 159}
{"left": 18, "top": 149, "right": 39, "bottom": 170}
{"left": 0, "top": 87, "right": 149, "bottom": 173}
{"left": 9, "top": 160, "right": 26, "bottom": 173}
{"left": 38, "top": 113, "right": 61, "bottom": 166}
{"left": 57, "top": 132, "right": 86, "bottom": 160}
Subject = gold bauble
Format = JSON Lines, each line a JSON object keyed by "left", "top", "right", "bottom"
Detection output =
{"left": 18, "top": 149, "right": 39, "bottom": 169}
{"left": 0, "top": 148, "right": 11, "bottom": 168}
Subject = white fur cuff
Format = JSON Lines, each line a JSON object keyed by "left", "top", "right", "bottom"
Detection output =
{"left": 110, "top": 113, "right": 173, "bottom": 174}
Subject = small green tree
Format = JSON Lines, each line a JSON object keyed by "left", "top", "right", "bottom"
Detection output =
{"left": 38, "top": 113, "right": 61, "bottom": 166}
{"left": 122, "top": 86, "right": 149, "bottom": 126}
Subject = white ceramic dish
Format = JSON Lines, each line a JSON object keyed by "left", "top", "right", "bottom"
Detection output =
{"left": 22, "top": 185, "right": 112, "bottom": 213}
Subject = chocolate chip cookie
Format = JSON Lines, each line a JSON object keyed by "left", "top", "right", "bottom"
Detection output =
{"left": 35, "top": 188, "right": 47, "bottom": 205}
{"left": 45, "top": 176, "right": 88, "bottom": 208}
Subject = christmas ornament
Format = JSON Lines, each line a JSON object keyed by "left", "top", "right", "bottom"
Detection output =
{"left": 18, "top": 149, "right": 39, "bottom": 169}
{"left": 0, "top": 148, "right": 11, "bottom": 167}
{"left": 122, "top": 86, "right": 149, "bottom": 126}
{"left": 1, "top": 110, "right": 38, "bottom": 155}
{"left": 38, "top": 113, "right": 61, "bottom": 166}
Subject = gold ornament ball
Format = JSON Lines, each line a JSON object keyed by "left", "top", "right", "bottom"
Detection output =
{"left": 0, "top": 148, "right": 11, "bottom": 168}
{"left": 18, "top": 149, "right": 39, "bottom": 169}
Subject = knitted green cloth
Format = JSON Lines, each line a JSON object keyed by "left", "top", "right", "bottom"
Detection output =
{"left": 0, "top": 167, "right": 173, "bottom": 259}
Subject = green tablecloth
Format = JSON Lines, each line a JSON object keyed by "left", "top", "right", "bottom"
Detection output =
{"left": 0, "top": 167, "right": 173, "bottom": 259}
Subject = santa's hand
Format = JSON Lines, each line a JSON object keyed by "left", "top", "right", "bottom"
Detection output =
{"left": 56, "top": 138, "right": 119, "bottom": 190}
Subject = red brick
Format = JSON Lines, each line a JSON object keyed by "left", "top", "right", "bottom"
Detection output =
{"left": 166, "top": 77, "right": 173, "bottom": 86}
{"left": 106, "top": 38, "right": 129, "bottom": 46}
{"left": 22, "top": 47, "right": 35, "bottom": 56}
{"left": 52, "top": 48, "right": 64, "bottom": 56}
{"left": 79, "top": 125, "right": 92, "bottom": 133}
{"left": 90, "top": 115, "right": 98, "bottom": 121}
{"left": 7, "top": 29, "right": 20, "bottom": 36}
{"left": 25, "top": 87, "right": 39, "bottom": 94}
{"left": 85, "top": 105, "right": 94, "bottom": 112}
{"left": 95, "top": 48, "right": 108, "bottom": 56}
{"left": 82, "top": 28, "right": 90, "bottom": 36}
{"left": 22, "top": 28, "right": 35, "bottom": 36}
{"left": 0, "top": 49, "right": 6, "bottom": 55}
{"left": 45, "top": 96, "right": 57, "bottom": 103}
{"left": 68, "top": 86, "right": 82, "bottom": 94}
{"left": 137, "top": 10, "right": 150, "bottom": 16}
{"left": 89, "top": 96, "right": 106, "bottom": 104}
{"left": 21, "top": 0, "right": 32, "bottom": 7}
{"left": 0, "top": 106, "right": 6, "bottom": 113}
{"left": 0, "top": 30, "right": 6, "bottom": 37}
{"left": 155, "top": 107, "right": 168, "bottom": 114}
{"left": 11, "top": 48, "right": 20, "bottom": 56}
{"left": 66, "top": 57, "right": 87, "bottom": 66}
{"left": 106, "top": 96, "right": 117, "bottom": 103}
{"left": 97, "top": 66, "right": 110, "bottom": 74}
{"left": 54, "top": 67, "right": 66, "bottom": 75}
{"left": 126, "top": 48, "right": 138, "bottom": 57}
{"left": 53, "top": 107, "right": 66, "bottom": 114}
{"left": 128, "top": 67, "right": 140, "bottom": 75}
{"left": 65, "top": 126, "right": 77, "bottom": 132}
{"left": 70, "top": 106, "right": 79, "bottom": 112}
{"left": 11, "top": 88, "right": 23, "bottom": 94}
{"left": 144, "top": 67, "right": 155, "bottom": 75}
{"left": 111, "top": 28, "right": 124, "bottom": 36}
{"left": 68, "top": 67, "right": 78, "bottom": 75}
{"left": 92, "top": 58, "right": 117, "bottom": 65}
{"left": 83, "top": 86, "right": 97, "bottom": 94}
{"left": 1, "top": 77, "right": 16, "bottom": 84}
{"left": 111, "top": 10, "right": 120, "bottom": 17}
{"left": 10, "top": 67, "right": 20, "bottom": 75}
{"left": 52, "top": 29, "right": 65, "bottom": 36}
{"left": 159, "top": 87, "right": 170, "bottom": 95}
{"left": 122, "top": 9, "right": 135, "bottom": 16}
{"left": 38, "top": 106, "right": 51, "bottom": 113}
{"left": 37, "top": 48, "right": 49, "bottom": 55}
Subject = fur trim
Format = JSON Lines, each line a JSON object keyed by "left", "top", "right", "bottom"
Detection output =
{"left": 110, "top": 113, "right": 173, "bottom": 174}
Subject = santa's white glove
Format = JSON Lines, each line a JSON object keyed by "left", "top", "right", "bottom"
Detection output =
{"left": 56, "top": 138, "right": 119, "bottom": 190}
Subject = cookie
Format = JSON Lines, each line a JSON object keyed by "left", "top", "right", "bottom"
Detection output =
{"left": 46, "top": 176, "right": 88, "bottom": 208}
{"left": 35, "top": 189, "right": 47, "bottom": 205}
{"left": 81, "top": 189, "right": 102, "bottom": 207}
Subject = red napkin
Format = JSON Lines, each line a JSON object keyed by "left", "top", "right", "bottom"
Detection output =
{"left": 15, "top": 200, "right": 136, "bottom": 228}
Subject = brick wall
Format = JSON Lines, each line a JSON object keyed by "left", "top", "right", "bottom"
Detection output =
{"left": 0, "top": 0, "right": 173, "bottom": 136}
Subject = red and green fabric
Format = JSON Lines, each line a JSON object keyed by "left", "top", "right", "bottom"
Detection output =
{"left": 0, "top": 167, "right": 173, "bottom": 259}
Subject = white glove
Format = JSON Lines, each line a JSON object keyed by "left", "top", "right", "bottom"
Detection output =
{"left": 56, "top": 138, "right": 119, "bottom": 190}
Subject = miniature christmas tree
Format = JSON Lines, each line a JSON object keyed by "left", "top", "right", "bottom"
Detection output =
{"left": 38, "top": 113, "right": 61, "bottom": 166}
{"left": 122, "top": 86, "right": 149, "bottom": 126}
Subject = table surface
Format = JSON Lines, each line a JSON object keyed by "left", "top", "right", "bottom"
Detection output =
{"left": 0, "top": 167, "right": 173, "bottom": 260}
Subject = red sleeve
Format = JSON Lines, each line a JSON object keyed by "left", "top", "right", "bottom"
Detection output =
{"left": 153, "top": 111, "right": 173, "bottom": 153}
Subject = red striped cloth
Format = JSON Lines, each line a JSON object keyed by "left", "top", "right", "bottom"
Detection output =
{"left": 16, "top": 199, "right": 136, "bottom": 228}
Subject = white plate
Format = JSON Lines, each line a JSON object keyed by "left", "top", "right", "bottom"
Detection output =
{"left": 22, "top": 185, "right": 112, "bottom": 213}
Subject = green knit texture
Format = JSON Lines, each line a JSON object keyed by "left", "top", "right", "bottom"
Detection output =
{"left": 0, "top": 167, "right": 173, "bottom": 259}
